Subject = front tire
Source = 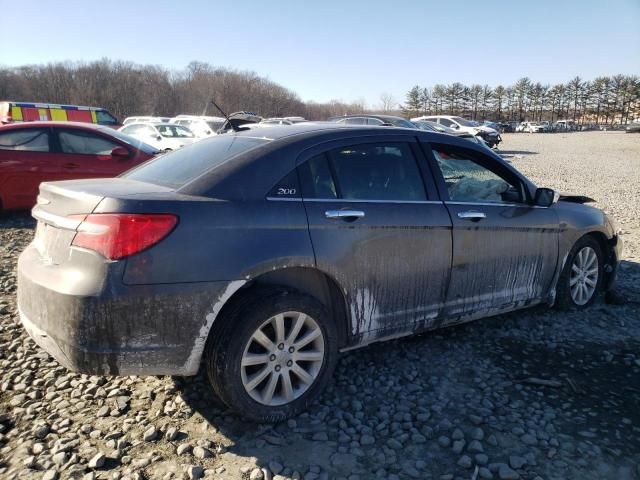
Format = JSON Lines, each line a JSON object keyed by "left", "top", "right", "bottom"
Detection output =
{"left": 205, "top": 288, "right": 338, "bottom": 422}
{"left": 556, "top": 236, "right": 603, "bottom": 310}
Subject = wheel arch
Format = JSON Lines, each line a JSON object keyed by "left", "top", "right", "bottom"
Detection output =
{"left": 192, "top": 266, "right": 351, "bottom": 375}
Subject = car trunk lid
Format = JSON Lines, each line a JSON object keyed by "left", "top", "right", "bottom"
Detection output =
{"left": 32, "top": 179, "right": 174, "bottom": 264}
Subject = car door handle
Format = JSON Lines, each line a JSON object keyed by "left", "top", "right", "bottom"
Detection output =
{"left": 63, "top": 163, "right": 80, "bottom": 169}
{"left": 457, "top": 210, "right": 486, "bottom": 221}
{"left": 325, "top": 210, "right": 365, "bottom": 220}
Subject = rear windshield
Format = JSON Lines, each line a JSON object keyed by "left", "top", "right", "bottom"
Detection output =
{"left": 123, "top": 135, "right": 268, "bottom": 188}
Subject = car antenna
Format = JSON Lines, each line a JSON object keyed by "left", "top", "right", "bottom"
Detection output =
{"left": 210, "top": 99, "right": 240, "bottom": 132}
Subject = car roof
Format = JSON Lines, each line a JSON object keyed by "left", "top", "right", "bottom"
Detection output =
{"left": 179, "top": 123, "right": 534, "bottom": 201}
{"left": 0, "top": 121, "right": 111, "bottom": 131}
{"left": 331, "top": 114, "right": 408, "bottom": 121}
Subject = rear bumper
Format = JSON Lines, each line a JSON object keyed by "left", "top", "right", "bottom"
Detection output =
{"left": 17, "top": 243, "right": 236, "bottom": 376}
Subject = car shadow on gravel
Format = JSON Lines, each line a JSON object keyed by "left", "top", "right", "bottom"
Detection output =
{"left": 0, "top": 211, "right": 35, "bottom": 229}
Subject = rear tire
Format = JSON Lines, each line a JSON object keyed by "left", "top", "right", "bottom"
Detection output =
{"left": 555, "top": 236, "right": 603, "bottom": 310}
{"left": 205, "top": 288, "right": 338, "bottom": 422}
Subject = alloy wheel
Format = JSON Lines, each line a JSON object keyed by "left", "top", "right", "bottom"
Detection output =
{"left": 241, "top": 311, "right": 325, "bottom": 406}
{"left": 569, "top": 246, "right": 599, "bottom": 306}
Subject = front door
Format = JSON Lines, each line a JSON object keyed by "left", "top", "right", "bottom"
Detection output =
{"left": 426, "top": 142, "right": 559, "bottom": 319}
{"left": 299, "top": 136, "right": 453, "bottom": 345}
{"left": 53, "top": 128, "right": 131, "bottom": 179}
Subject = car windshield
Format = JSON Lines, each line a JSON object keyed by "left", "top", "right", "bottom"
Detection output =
{"left": 124, "top": 135, "right": 268, "bottom": 188}
{"left": 156, "top": 124, "right": 194, "bottom": 138}
{"left": 451, "top": 117, "right": 476, "bottom": 127}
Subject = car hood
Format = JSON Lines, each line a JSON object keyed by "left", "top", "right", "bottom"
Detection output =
{"left": 559, "top": 193, "right": 596, "bottom": 204}
{"left": 476, "top": 126, "right": 499, "bottom": 134}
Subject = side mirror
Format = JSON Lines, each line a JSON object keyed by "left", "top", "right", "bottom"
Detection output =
{"left": 450, "top": 124, "right": 459, "bottom": 129}
{"left": 534, "top": 187, "right": 558, "bottom": 207}
{"left": 110, "top": 146, "right": 129, "bottom": 158}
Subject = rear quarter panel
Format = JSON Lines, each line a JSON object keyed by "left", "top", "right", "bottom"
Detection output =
{"left": 99, "top": 197, "right": 316, "bottom": 285}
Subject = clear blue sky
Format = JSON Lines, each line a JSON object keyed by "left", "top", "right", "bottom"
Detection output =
{"left": 2, "top": 0, "right": 638, "bottom": 106}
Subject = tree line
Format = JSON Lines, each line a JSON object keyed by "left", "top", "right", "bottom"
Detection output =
{"left": 1, "top": 61, "right": 637, "bottom": 124}
{"left": 0, "top": 59, "right": 366, "bottom": 121}
{"left": 400, "top": 75, "right": 640, "bottom": 125}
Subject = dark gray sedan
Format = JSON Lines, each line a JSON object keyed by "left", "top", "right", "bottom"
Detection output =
{"left": 17, "top": 124, "right": 622, "bottom": 421}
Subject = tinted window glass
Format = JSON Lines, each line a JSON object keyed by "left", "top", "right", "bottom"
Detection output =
{"left": 95, "top": 110, "right": 118, "bottom": 125}
{"left": 59, "top": 130, "right": 119, "bottom": 155}
{"left": 329, "top": 143, "right": 426, "bottom": 201}
{"left": 432, "top": 147, "right": 522, "bottom": 203}
{"left": 0, "top": 129, "right": 50, "bottom": 152}
{"left": 298, "top": 154, "right": 337, "bottom": 199}
{"left": 439, "top": 118, "right": 454, "bottom": 127}
{"left": 124, "top": 135, "right": 267, "bottom": 188}
{"left": 344, "top": 118, "right": 366, "bottom": 125}
{"left": 367, "top": 118, "right": 384, "bottom": 125}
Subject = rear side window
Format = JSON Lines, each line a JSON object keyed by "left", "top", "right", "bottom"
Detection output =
{"left": 124, "top": 135, "right": 267, "bottom": 188}
{"left": 58, "top": 130, "right": 120, "bottom": 155}
{"left": 299, "top": 143, "right": 426, "bottom": 201}
{"left": 0, "top": 129, "right": 50, "bottom": 152}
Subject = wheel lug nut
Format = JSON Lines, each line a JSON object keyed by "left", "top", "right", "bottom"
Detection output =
{"left": 278, "top": 343, "right": 285, "bottom": 350}
{"left": 275, "top": 365, "right": 281, "bottom": 372}
{"left": 286, "top": 360, "right": 293, "bottom": 367}
{"left": 269, "top": 354, "right": 276, "bottom": 361}
{"left": 288, "top": 347, "right": 295, "bottom": 353}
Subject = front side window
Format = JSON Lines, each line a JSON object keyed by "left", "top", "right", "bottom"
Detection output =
{"left": 439, "top": 118, "right": 454, "bottom": 127}
{"left": 0, "top": 129, "right": 50, "bottom": 152}
{"left": 432, "top": 146, "right": 523, "bottom": 204}
{"left": 300, "top": 143, "right": 426, "bottom": 201}
{"left": 58, "top": 129, "right": 120, "bottom": 155}
{"left": 95, "top": 110, "right": 118, "bottom": 125}
{"left": 343, "top": 118, "right": 367, "bottom": 125}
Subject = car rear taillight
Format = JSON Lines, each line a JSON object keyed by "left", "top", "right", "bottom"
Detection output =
{"left": 69, "top": 214, "right": 178, "bottom": 260}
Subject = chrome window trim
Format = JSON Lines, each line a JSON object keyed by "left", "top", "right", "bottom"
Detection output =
{"left": 305, "top": 198, "right": 443, "bottom": 205}
{"left": 265, "top": 196, "right": 303, "bottom": 202}
{"left": 445, "top": 201, "right": 547, "bottom": 209}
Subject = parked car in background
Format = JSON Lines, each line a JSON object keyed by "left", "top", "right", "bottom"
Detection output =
{"left": 0, "top": 101, "right": 120, "bottom": 128}
{"left": 0, "top": 122, "right": 157, "bottom": 211}
{"left": 217, "top": 112, "right": 264, "bottom": 133}
{"left": 554, "top": 120, "right": 576, "bottom": 132}
{"left": 329, "top": 114, "right": 417, "bottom": 128}
{"left": 170, "top": 115, "right": 226, "bottom": 138}
{"left": 413, "top": 120, "right": 493, "bottom": 151}
{"left": 482, "top": 120, "right": 502, "bottom": 132}
{"left": 524, "top": 122, "right": 546, "bottom": 133}
{"left": 625, "top": 122, "right": 640, "bottom": 133}
{"left": 515, "top": 122, "right": 527, "bottom": 132}
{"left": 119, "top": 123, "right": 196, "bottom": 151}
{"left": 411, "top": 115, "right": 502, "bottom": 148}
{"left": 499, "top": 122, "right": 517, "bottom": 133}
{"left": 17, "top": 123, "right": 621, "bottom": 422}
{"left": 261, "top": 117, "right": 308, "bottom": 125}
{"left": 123, "top": 116, "right": 171, "bottom": 125}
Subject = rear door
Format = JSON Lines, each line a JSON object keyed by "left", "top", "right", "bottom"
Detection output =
{"left": 52, "top": 127, "right": 133, "bottom": 179}
{"left": 425, "top": 142, "right": 559, "bottom": 318}
{"left": 299, "top": 135, "right": 453, "bottom": 344}
{"left": 0, "top": 127, "right": 58, "bottom": 210}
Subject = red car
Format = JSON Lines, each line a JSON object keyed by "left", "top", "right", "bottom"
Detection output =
{"left": 0, "top": 122, "right": 158, "bottom": 211}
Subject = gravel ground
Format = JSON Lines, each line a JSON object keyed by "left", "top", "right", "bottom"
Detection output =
{"left": 1, "top": 131, "right": 639, "bottom": 480}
